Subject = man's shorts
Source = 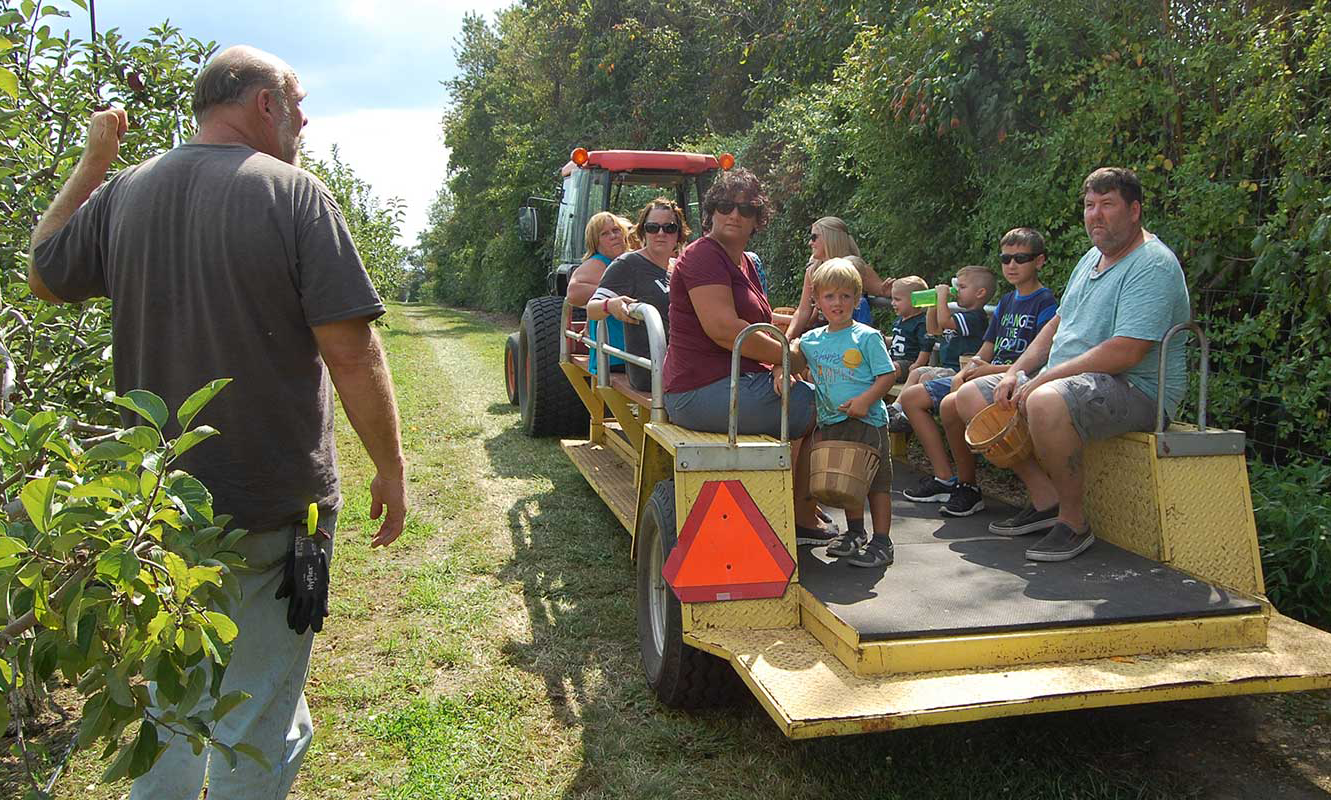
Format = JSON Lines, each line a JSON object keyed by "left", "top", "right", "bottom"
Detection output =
{"left": 665, "top": 371, "right": 817, "bottom": 438}
{"left": 813, "top": 417, "right": 894, "bottom": 494}
{"left": 967, "top": 372, "right": 1157, "bottom": 442}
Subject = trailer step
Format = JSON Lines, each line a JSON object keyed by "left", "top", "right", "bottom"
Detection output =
{"left": 563, "top": 438, "right": 638, "bottom": 531}
{"left": 686, "top": 612, "right": 1331, "bottom": 739}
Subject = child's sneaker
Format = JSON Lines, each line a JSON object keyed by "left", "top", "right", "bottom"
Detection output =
{"left": 848, "top": 535, "right": 894, "bottom": 568}
{"left": 826, "top": 527, "right": 867, "bottom": 557}
{"left": 940, "top": 482, "right": 984, "bottom": 517}
{"left": 903, "top": 475, "right": 954, "bottom": 503}
{"left": 886, "top": 405, "right": 912, "bottom": 433}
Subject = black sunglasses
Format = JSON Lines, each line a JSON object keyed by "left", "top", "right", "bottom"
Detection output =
{"left": 712, "top": 200, "right": 762, "bottom": 218}
{"left": 999, "top": 252, "right": 1043, "bottom": 264}
{"left": 809, "top": 232, "right": 820, "bottom": 242}
{"left": 642, "top": 222, "right": 679, "bottom": 234}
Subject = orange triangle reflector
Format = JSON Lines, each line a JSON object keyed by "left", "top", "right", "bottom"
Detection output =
{"left": 662, "top": 480, "right": 795, "bottom": 603}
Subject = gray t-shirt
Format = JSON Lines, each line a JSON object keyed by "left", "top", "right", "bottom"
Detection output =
{"left": 592, "top": 251, "right": 670, "bottom": 392}
{"left": 33, "top": 143, "right": 384, "bottom": 531}
{"left": 1048, "top": 238, "right": 1190, "bottom": 418}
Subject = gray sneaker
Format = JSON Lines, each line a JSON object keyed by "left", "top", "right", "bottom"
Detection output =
{"left": 988, "top": 503, "right": 1060, "bottom": 536}
{"left": 1025, "top": 523, "right": 1095, "bottom": 562}
{"left": 848, "top": 536, "right": 894, "bottom": 568}
{"left": 886, "top": 405, "right": 912, "bottom": 433}
{"left": 827, "top": 527, "right": 867, "bottom": 557}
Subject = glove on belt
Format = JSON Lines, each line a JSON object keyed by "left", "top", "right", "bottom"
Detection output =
{"left": 275, "top": 527, "right": 330, "bottom": 634}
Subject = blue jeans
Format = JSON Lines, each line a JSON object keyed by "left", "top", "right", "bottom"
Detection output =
{"left": 130, "top": 509, "right": 336, "bottom": 800}
{"left": 665, "top": 371, "right": 816, "bottom": 437}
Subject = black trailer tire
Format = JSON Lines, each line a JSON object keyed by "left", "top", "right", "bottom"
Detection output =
{"left": 636, "top": 479, "right": 740, "bottom": 709}
{"left": 504, "top": 332, "right": 522, "bottom": 406}
{"left": 519, "top": 296, "right": 588, "bottom": 437}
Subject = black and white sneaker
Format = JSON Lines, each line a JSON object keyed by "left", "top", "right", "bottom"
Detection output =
{"left": 988, "top": 503, "right": 1060, "bottom": 536}
{"left": 903, "top": 475, "right": 954, "bottom": 503}
{"left": 848, "top": 536, "right": 894, "bottom": 568}
{"left": 1025, "top": 523, "right": 1095, "bottom": 562}
{"left": 940, "top": 482, "right": 984, "bottom": 517}
{"left": 886, "top": 405, "right": 912, "bottom": 433}
{"left": 827, "top": 527, "right": 867, "bottom": 557}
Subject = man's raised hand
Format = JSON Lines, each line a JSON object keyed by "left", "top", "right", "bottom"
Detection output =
{"left": 85, "top": 109, "right": 128, "bottom": 170}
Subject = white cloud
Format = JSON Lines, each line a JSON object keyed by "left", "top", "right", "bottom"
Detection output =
{"left": 302, "top": 108, "right": 449, "bottom": 249}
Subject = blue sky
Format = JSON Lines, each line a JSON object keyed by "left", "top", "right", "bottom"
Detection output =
{"left": 77, "top": 0, "right": 513, "bottom": 245}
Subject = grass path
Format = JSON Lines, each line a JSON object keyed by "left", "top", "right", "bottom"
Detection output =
{"left": 35, "top": 302, "right": 1331, "bottom": 799}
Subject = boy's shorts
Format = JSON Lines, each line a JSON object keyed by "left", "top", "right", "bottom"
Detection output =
{"left": 813, "top": 417, "right": 894, "bottom": 494}
{"left": 924, "top": 377, "right": 953, "bottom": 412}
{"left": 966, "top": 372, "right": 1158, "bottom": 443}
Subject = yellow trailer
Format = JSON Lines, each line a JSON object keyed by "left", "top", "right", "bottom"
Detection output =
{"left": 507, "top": 148, "right": 1331, "bottom": 737}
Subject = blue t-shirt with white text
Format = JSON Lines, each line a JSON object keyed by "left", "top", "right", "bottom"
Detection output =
{"left": 985, "top": 287, "right": 1058, "bottom": 365}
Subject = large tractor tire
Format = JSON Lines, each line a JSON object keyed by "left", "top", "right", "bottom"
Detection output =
{"left": 504, "top": 332, "right": 522, "bottom": 406}
{"left": 636, "top": 479, "right": 741, "bottom": 708}
{"left": 519, "top": 295, "right": 589, "bottom": 437}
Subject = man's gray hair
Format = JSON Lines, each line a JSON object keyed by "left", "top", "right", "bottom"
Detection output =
{"left": 192, "top": 46, "right": 293, "bottom": 121}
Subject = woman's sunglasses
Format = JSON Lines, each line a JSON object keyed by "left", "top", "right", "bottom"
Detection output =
{"left": 642, "top": 222, "right": 680, "bottom": 234}
{"left": 999, "top": 252, "right": 1042, "bottom": 264}
{"left": 809, "top": 232, "right": 820, "bottom": 242}
{"left": 712, "top": 200, "right": 762, "bottom": 218}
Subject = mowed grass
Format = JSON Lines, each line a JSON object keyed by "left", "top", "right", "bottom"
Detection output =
{"left": 41, "top": 303, "right": 1200, "bottom": 799}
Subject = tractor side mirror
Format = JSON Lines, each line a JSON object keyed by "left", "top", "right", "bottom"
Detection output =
{"left": 517, "top": 206, "right": 539, "bottom": 242}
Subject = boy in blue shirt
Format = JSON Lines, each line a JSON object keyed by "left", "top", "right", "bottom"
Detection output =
{"left": 784, "top": 258, "right": 897, "bottom": 567}
{"left": 901, "top": 229, "right": 1058, "bottom": 515}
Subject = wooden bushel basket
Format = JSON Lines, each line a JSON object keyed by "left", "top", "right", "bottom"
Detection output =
{"left": 965, "top": 402, "right": 1033, "bottom": 468}
{"left": 809, "top": 440, "right": 881, "bottom": 507}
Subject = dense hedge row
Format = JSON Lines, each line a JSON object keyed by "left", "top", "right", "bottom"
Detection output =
{"left": 424, "top": 0, "right": 1331, "bottom": 622}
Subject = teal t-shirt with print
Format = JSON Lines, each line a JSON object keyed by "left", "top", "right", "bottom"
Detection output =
{"left": 1048, "top": 238, "right": 1190, "bottom": 417}
{"left": 799, "top": 321, "right": 895, "bottom": 428}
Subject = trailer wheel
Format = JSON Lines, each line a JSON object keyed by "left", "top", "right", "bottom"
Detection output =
{"left": 503, "top": 332, "right": 522, "bottom": 406}
{"left": 636, "top": 479, "right": 740, "bottom": 708}
{"left": 519, "top": 296, "right": 588, "bottom": 437}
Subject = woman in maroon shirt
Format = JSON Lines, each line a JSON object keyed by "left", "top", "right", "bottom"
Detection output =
{"left": 662, "top": 169, "right": 833, "bottom": 544}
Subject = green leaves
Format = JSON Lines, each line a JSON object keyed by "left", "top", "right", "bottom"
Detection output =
{"left": 114, "top": 390, "right": 169, "bottom": 430}
{"left": 0, "top": 66, "right": 17, "bottom": 100}
{"left": 176, "top": 378, "right": 231, "bottom": 431}
{"left": 20, "top": 476, "right": 57, "bottom": 533}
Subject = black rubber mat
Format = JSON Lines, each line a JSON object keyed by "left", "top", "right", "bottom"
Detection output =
{"left": 804, "top": 465, "right": 1262, "bottom": 641}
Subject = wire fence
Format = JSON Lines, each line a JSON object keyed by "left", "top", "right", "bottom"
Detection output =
{"left": 1185, "top": 287, "right": 1330, "bottom": 468}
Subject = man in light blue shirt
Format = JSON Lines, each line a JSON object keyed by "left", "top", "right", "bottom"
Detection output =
{"left": 957, "top": 167, "right": 1190, "bottom": 561}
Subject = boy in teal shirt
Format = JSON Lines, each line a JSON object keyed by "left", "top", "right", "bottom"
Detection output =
{"left": 784, "top": 258, "right": 897, "bottom": 567}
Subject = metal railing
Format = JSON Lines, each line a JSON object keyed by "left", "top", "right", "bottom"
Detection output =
{"left": 1157, "top": 320, "right": 1209, "bottom": 433}
{"left": 561, "top": 299, "right": 668, "bottom": 423}
{"left": 728, "top": 323, "right": 791, "bottom": 446}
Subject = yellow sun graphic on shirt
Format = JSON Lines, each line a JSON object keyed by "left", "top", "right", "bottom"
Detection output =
{"left": 842, "top": 348, "right": 863, "bottom": 369}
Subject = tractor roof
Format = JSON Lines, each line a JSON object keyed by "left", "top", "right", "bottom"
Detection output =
{"left": 580, "top": 150, "right": 721, "bottom": 176}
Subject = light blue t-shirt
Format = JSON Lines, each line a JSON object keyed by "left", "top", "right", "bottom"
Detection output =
{"left": 1048, "top": 238, "right": 1190, "bottom": 418}
{"left": 799, "top": 321, "right": 895, "bottom": 427}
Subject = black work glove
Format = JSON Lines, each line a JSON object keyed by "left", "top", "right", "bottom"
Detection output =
{"left": 275, "top": 529, "right": 330, "bottom": 634}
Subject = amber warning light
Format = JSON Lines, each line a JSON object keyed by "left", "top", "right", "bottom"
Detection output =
{"left": 570, "top": 147, "right": 590, "bottom": 166}
{"left": 718, "top": 152, "right": 735, "bottom": 170}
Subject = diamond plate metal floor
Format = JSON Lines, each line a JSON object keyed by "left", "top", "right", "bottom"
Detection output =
{"left": 805, "top": 464, "right": 1262, "bottom": 642}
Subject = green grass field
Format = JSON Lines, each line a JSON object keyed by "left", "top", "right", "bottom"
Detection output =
{"left": 24, "top": 302, "right": 1331, "bottom": 799}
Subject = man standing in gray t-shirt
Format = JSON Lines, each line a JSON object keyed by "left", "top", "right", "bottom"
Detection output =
{"left": 29, "top": 45, "right": 406, "bottom": 799}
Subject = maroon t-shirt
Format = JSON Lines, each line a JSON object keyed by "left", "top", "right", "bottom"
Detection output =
{"left": 664, "top": 236, "right": 774, "bottom": 393}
